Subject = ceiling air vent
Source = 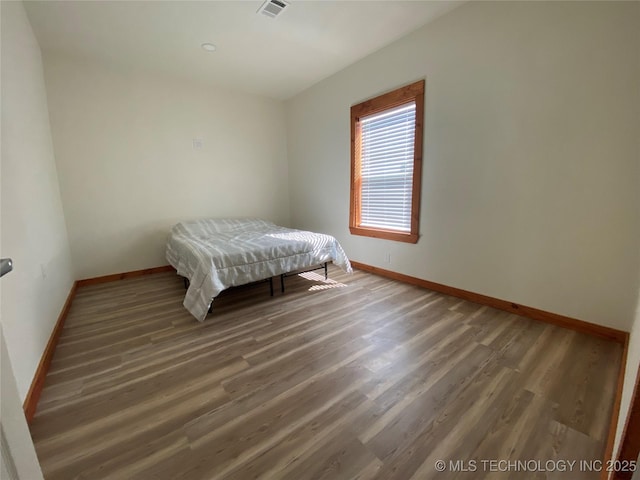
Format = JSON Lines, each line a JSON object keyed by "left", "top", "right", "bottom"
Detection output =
{"left": 257, "top": 0, "right": 289, "bottom": 18}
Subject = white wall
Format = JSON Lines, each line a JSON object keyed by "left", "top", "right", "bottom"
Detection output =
{"left": 43, "top": 55, "right": 290, "bottom": 279}
{"left": 0, "top": 1, "right": 75, "bottom": 400}
{"left": 286, "top": 1, "right": 640, "bottom": 331}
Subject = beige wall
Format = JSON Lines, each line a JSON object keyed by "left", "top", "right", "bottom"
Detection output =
{"left": 0, "top": 0, "right": 75, "bottom": 399}
{"left": 43, "top": 55, "right": 290, "bottom": 279}
{"left": 286, "top": 1, "right": 640, "bottom": 331}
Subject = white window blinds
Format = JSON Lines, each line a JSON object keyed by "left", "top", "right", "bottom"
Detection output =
{"left": 359, "top": 102, "right": 416, "bottom": 232}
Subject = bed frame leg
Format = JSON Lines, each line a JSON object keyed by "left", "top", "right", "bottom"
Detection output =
{"left": 183, "top": 277, "right": 189, "bottom": 290}
{"left": 269, "top": 277, "right": 274, "bottom": 296}
{"left": 280, "top": 274, "right": 285, "bottom": 293}
{"left": 324, "top": 262, "right": 328, "bottom": 280}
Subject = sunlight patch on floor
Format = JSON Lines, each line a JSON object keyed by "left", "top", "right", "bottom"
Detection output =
{"left": 297, "top": 271, "right": 348, "bottom": 291}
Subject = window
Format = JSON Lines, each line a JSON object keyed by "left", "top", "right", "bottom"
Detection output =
{"left": 350, "top": 80, "right": 424, "bottom": 244}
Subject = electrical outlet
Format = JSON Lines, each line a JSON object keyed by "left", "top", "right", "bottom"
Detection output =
{"left": 384, "top": 253, "right": 391, "bottom": 263}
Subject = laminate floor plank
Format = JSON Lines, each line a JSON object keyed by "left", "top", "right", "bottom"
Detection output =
{"left": 30, "top": 267, "right": 623, "bottom": 479}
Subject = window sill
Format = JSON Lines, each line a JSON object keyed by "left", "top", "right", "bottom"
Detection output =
{"left": 349, "top": 226, "right": 418, "bottom": 244}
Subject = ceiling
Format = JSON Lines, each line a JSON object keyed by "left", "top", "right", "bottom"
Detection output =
{"left": 24, "top": 1, "right": 461, "bottom": 100}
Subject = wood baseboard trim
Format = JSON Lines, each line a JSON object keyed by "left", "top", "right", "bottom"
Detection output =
{"left": 77, "top": 265, "right": 175, "bottom": 287}
{"left": 350, "top": 261, "right": 627, "bottom": 344}
{"left": 23, "top": 281, "right": 78, "bottom": 423}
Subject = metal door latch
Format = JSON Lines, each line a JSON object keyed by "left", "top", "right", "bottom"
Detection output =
{"left": 0, "top": 258, "right": 13, "bottom": 278}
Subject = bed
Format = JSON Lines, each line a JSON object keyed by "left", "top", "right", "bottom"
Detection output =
{"left": 166, "top": 218, "right": 352, "bottom": 321}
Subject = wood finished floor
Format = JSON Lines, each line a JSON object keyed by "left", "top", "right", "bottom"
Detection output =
{"left": 30, "top": 267, "right": 622, "bottom": 480}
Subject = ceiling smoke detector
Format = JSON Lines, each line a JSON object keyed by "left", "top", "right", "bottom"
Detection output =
{"left": 257, "top": 0, "right": 289, "bottom": 19}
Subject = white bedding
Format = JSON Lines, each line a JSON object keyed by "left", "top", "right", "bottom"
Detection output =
{"left": 166, "top": 218, "right": 352, "bottom": 321}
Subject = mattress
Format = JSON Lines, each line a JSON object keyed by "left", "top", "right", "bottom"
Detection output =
{"left": 166, "top": 218, "right": 352, "bottom": 321}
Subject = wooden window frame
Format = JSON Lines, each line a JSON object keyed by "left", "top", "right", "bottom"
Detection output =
{"left": 349, "top": 80, "right": 424, "bottom": 244}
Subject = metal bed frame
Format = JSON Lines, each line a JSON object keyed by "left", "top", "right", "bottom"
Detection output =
{"left": 183, "top": 276, "right": 274, "bottom": 295}
{"left": 181, "top": 261, "right": 328, "bottom": 312}
{"left": 280, "top": 262, "right": 328, "bottom": 293}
